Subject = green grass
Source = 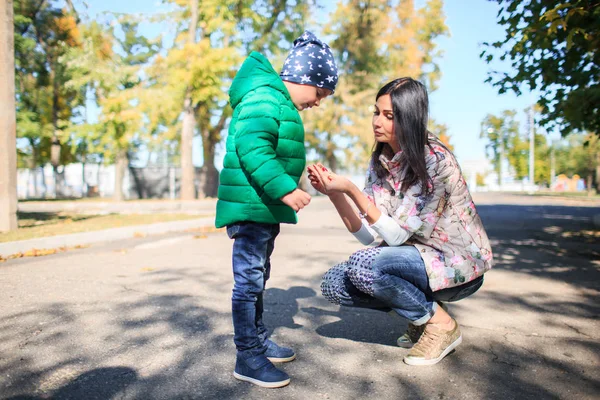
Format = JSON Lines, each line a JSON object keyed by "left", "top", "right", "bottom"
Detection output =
{"left": 0, "top": 212, "right": 209, "bottom": 243}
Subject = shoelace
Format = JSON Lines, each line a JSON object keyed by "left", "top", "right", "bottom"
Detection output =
{"left": 414, "top": 327, "right": 442, "bottom": 353}
{"left": 407, "top": 324, "right": 425, "bottom": 342}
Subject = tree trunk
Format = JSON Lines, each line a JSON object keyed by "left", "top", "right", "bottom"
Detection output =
{"left": 326, "top": 133, "right": 338, "bottom": 172}
{"left": 181, "top": 97, "right": 196, "bottom": 200}
{"left": 128, "top": 163, "right": 145, "bottom": 199}
{"left": 81, "top": 161, "right": 87, "bottom": 197}
{"left": 51, "top": 152, "right": 67, "bottom": 198}
{"left": 28, "top": 140, "right": 37, "bottom": 198}
{"left": 41, "top": 165, "right": 48, "bottom": 198}
{"left": 180, "top": 0, "right": 199, "bottom": 201}
{"left": 114, "top": 149, "right": 128, "bottom": 201}
{"left": 197, "top": 127, "right": 219, "bottom": 198}
{"left": 50, "top": 59, "right": 64, "bottom": 197}
{"left": 0, "top": 0, "right": 18, "bottom": 231}
{"left": 596, "top": 151, "right": 600, "bottom": 193}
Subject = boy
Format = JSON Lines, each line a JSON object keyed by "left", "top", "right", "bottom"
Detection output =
{"left": 215, "top": 31, "right": 338, "bottom": 388}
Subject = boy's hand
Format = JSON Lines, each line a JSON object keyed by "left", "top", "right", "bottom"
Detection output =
{"left": 280, "top": 189, "right": 311, "bottom": 212}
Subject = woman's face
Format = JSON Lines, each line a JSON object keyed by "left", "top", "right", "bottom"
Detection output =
{"left": 372, "top": 94, "right": 400, "bottom": 152}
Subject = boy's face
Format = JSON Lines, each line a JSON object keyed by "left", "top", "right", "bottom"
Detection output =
{"left": 285, "top": 82, "right": 332, "bottom": 111}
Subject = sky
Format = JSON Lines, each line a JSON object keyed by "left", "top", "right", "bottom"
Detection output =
{"left": 83, "top": 0, "right": 549, "bottom": 166}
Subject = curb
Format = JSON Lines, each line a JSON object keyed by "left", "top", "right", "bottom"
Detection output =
{"left": 0, "top": 216, "right": 216, "bottom": 256}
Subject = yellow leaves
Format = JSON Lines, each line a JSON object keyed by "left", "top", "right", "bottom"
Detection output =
{"left": 185, "top": 225, "right": 224, "bottom": 234}
{"left": 0, "top": 244, "right": 90, "bottom": 262}
{"left": 54, "top": 13, "right": 81, "bottom": 47}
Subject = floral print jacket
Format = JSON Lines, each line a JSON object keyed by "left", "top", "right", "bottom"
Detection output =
{"left": 363, "top": 135, "right": 494, "bottom": 291}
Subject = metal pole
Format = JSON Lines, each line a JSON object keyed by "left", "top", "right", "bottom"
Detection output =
{"left": 529, "top": 107, "right": 535, "bottom": 186}
{"left": 499, "top": 133, "right": 504, "bottom": 191}
{"left": 550, "top": 144, "right": 556, "bottom": 191}
{"left": 0, "top": 0, "right": 18, "bottom": 232}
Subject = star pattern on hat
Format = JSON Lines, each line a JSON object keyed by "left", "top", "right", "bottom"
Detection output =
{"left": 280, "top": 30, "right": 339, "bottom": 93}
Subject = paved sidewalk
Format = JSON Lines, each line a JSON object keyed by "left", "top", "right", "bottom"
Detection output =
{"left": 0, "top": 216, "right": 216, "bottom": 256}
{"left": 0, "top": 194, "right": 598, "bottom": 399}
{"left": 2, "top": 199, "right": 218, "bottom": 256}
{"left": 17, "top": 199, "right": 218, "bottom": 215}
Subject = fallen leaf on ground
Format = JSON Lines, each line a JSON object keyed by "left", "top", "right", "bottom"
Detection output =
{"left": 185, "top": 226, "right": 225, "bottom": 234}
{"left": 0, "top": 244, "right": 90, "bottom": 262}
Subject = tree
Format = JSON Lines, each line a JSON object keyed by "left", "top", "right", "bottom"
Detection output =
{"left": 480, "top": 110, "right": 520, "bottom": 186}
{"left": 66, "top": 18, "right": 158, "bottom": 200}
{"left": 481, "top": 1, "right": 600, "bottom": 137}
{"left": 145, "top": 0, "right": 313, "bottom": 199}
{"left": 1, "top": 0, "right": 18, "bottom": 232}
{"left": 13, "top": 0, "right": 82, "bottom": 197}
{"left": 303, "top": 0, "right": 449, "bottom": 171}
{"left": 481, "top": 109, "right": 554, "bottom": 186}
{"left": 554, "top": 133, "right": 599, "bottom": 192}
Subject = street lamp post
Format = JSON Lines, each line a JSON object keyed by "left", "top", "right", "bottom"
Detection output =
{"left": 529, "top": 107, "right": 535, "bottom": 187}
{"left": 0, "top": 0, "right": 18, "bottom": 232}
{"left": 488, "top": 127, "right": 503, "bottom": 190}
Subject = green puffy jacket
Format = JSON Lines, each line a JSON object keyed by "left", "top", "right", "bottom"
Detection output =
{"left": 215, "top": 52, "right": 305, "bottom": 228}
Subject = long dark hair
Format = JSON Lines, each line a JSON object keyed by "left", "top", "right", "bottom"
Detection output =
{"left": 371, "top": 77, "right": 433, "bottom": 196}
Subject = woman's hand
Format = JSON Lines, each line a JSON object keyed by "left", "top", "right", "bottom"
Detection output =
{"left": 307, "top": 163, "right": 351, "bottom": 196}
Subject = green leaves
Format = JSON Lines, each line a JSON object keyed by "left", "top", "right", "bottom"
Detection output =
{"left": 481, "top": 0, "right": 600, "bottom": 137}
{"left": 305, "top": 0, "right": 449, "bottom": 171}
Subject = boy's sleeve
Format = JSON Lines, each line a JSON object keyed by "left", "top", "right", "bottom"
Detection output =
{"left": 235, "top": 90, "right": 297, "bottom": 200}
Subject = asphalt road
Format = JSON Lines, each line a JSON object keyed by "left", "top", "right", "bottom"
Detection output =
{"left": 1, "top": 194, "right": 598, "bottom": 399}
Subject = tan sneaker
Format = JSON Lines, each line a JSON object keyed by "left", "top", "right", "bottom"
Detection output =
{"left": 396, "top": 302, "right": 448, "bottom": 349}
{"left": 403, "top": 319, "right": 462, "bottom": 366}
{"left": 396, "top": 324, "right": 425, "bottom": 348}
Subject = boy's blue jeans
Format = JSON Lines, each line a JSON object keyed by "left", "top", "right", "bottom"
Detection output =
{"left": 321, "top": 246, "right": 438, "bottom": 325}
{"left": 227, "top": 222, "right": 280, "bottom": 359}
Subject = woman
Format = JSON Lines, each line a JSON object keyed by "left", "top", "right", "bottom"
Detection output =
{"left": 307, "top": 77, "right": 493, "bottom": 366}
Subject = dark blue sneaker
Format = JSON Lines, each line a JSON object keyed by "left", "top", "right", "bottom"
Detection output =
{"left": 264, "top": 339, "right": 296, "bottom": 363}
{"left": 233, "top": 354, "right": 290, "bottom": 388}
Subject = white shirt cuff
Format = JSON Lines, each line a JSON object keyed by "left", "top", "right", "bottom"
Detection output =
{"left": 351, "top": 222, "right": 376, "bottom": 245}
{"left": 370, "top": 214, "right": 411, "bottom": 246}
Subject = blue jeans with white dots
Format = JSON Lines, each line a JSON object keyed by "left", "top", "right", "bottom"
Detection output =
{"left": 321, "top": 245, "right": 437, "bottom": 325}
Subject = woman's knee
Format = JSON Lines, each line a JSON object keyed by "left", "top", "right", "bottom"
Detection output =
{"left": 320, "top": 280, "right": 343, "bottom": 305}
{"left": 348, "top": 247, "right": 383, "bottom": 271}
{"left": 320, "top": 262, "right": 349, "bottom": 305}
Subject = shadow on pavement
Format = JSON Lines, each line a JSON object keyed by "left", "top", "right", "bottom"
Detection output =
{"left": 263, "top": 286, "right": 316, "bottom": 332}
{"left": 302, "top": 306, "right": 404, "bottom": 346}
{"left": 1, "top": 202, "right": 598, "bottom": 399}
{"left": 6, "top": 367, "right": 138, "bottom": 400}
{"left": 478, "top": 204, "right": 599, "bottom": 289}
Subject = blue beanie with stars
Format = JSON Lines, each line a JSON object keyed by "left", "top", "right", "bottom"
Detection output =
{"left": 280, "top": 31, "right": 339, "bottom": 93}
